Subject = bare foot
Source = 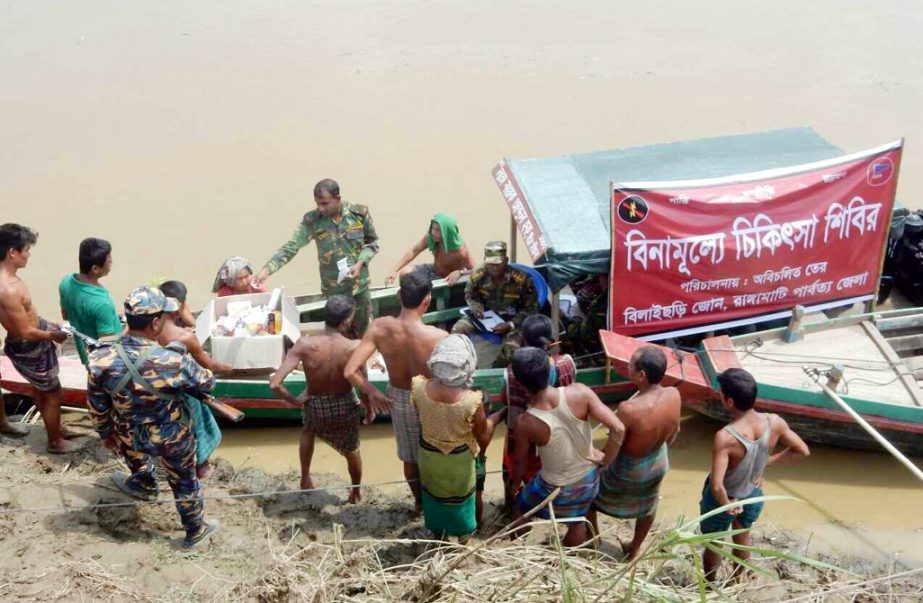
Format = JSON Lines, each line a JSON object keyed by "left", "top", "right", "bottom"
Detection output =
{"left": 47, "top": 439, "right": 80, "bottom": 454}
{"left": 413, "top": 500, "right": 423, "bottom": 516}
{"left": 0, "top": 422, "right": 28, "bottom": 437}
{"left": 300, "top": 478, "right": 315, "bottom": 491}
{"left": 196, "top": 462, "right": 216, "bottom": 481}
{"left": 347, "top": 486, "right": 362, "bottom": 504}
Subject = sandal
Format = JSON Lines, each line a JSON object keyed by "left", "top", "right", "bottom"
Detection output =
{"left": 183, "top": 520, "right": 220, "bottom": 549}
{"left": 110, "top": 471, "right": 159, "bottom": 501}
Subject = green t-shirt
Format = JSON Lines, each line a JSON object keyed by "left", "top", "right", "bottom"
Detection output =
{"left": 58, "top": 273, "right": 123, "bottom": 365}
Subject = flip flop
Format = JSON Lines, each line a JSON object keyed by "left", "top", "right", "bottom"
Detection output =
{"left": 47, "top": 439, "right": 84, "bottom": 454}
{"left": 110, "top": 471, "right": 159, "bottom": 501}
{"left": 183, "top": 520, "right": 220, "bottom": 549}
{"left": 0, "top": 423, "right": 29, "bottom": 437}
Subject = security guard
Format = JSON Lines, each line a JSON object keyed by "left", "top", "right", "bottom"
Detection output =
{"left": 253, "top": 178, "right": 379, "bottom": 337}
{"left": 87, "top": 286, "right": 219, "bottom": 548}
{"left": 452, "top": 241, "right": 538, "bottom": 367}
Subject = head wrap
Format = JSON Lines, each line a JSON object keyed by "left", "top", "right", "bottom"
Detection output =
{"left": 427, "top": 213, "right": 464, "bottom": 253}
{"left": 427, "top": 334, "right": 478, "bottom": 388}
{"left": 212, "top": 256, "right": 253, "bottom": 293}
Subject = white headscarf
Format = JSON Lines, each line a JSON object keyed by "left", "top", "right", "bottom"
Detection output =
{"left": 212, "top": 256, "right": 253, "bottom": 293}
{"left": 427, "top": 334, "right": 478, "bottom": 388}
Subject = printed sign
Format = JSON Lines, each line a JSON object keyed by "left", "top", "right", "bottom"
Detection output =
{"left": 609, "top": 141, "right": 903, "bottom": 337}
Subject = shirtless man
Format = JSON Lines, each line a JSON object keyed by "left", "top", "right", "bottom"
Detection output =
{"left": 344, "top": 270, "right": 448, "bottom": 509}
{"left": 384, "top": 213, "right": 474, "bottom": 286}
{"left": 157, "top": 281, "right": 233, "bottom": 375}
{"left": 271, "top": 295, "right": 365, "bottom": 503}
{"left": 588, "top": 346, "right": 681, "bottom": 559}
{"left": 0, "top": 224, "right": 73, "bottom": 451}
{"left": 700, "top": 368, "right": 809, "bottom": 582}
{"left": 157, "top": 280, "right": 232, "bottom": 479}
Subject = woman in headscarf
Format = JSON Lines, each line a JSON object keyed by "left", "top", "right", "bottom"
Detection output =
{"left": 384, "top": 213, "right": 474, "bottom": 286}
{"left": 212, "top": 256, "right": 267, "bottom": 297}
{"left": 501, "top": 314, "right": 577, "bottom": 509}
{"left": 411, "top": 334, "right": 499, "bottom": 541}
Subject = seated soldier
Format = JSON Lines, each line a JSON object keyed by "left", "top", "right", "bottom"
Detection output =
{"left": 451, "top": 241, "right": 538, "bottom": 368}
{"left": 385, "top": 213, "right": 474, "bottom": 286}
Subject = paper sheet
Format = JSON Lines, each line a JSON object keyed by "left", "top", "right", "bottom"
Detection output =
{"left": 336, "top": 257, "right": 350, "bottom": 284}
{"left": 460, "top": 308, "right": 506, "bottom": 332}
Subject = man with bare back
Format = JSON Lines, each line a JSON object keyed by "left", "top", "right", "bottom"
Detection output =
{"left": 270, "top": 295, "right": 365, "bottom": 503}
{"left": 384, "top": 213, "right": 475, "bottom": 286}
{"left": 0, "top": 224, "right": 73, "bottom": 451}
{"left": 157, "top": 280, "right": 232, "bottom": 479}
{"left": 588, "top": 346, "right": 682, "bottom": 559}
{"left": 343, "top": 270, "right": 448, "bottom": 509}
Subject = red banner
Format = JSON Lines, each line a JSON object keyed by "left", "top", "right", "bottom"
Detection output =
{"left": 609, "top": 141, "right": 903, "bottom": 337}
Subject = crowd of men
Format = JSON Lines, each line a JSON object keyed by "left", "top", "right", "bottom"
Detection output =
{"left": 0, "top": 178, "right": 809, "bottom": 578}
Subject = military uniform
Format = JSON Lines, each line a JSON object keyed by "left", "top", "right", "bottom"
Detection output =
{"left": 263, "top": 201, "right": 379, "bottom": 336}
{"left": 87, "top": 288, "right": 216, "bottom": 540}
{"left": 452, "top": 241, "right": 538, "bottom": 367}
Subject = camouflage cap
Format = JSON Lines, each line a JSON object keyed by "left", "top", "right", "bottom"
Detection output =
{"left": 483, "top": 240, "right": 508, "bottom": 264}
{"left": 125, "top": 286, "right": 179, "bottom": 316}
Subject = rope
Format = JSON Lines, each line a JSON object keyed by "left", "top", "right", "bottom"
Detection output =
{"left": 0, "top": 469, "right": 506, "bottom": 516}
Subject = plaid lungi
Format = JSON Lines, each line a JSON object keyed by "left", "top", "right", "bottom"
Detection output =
{"left": 388, "top": 384, "right": 420, "bottom": 463}
{"left": 4, "top": 319, "right": 61, "bottom": 392}
{"left": 594, "top": 443, "right": 669, "bottom": 519}
{"left": 302, "top": 392, "right": 361, "bottom": 455}
{"left": 517, "top": 467, "right": 600, "bottom": 519}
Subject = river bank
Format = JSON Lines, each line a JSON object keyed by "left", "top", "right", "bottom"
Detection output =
{"left": 1, "top": 416, "right": 922, "bottom": 602}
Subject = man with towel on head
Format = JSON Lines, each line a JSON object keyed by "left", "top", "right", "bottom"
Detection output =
{"left": 344, "top": 270, "right": 448, "bottom": 511}
{"left": 385, "top": 213, "right": 475, "bottom": 286}
{"left": 588, "top": 346, "right": 681, "bottom": 560}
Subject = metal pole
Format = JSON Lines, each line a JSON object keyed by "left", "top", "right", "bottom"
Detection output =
{"left": 813, "top": 371, "right": 923, "bottom": 483}
{"left": 509, "top": 215, "right": 518, "bottom": 263}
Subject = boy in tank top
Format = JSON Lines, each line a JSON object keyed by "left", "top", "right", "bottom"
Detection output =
{"left": 701, "top": 368, "right": 810, "bottom": 582}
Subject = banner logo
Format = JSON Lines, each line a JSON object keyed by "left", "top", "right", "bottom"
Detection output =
{"left": 617, "top": 195, "right": 649, "bottom": 224}
{"left": 867, "top": 157, "right": 894, "bottom": 186}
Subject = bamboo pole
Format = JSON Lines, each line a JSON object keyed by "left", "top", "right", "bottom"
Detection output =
{"left": 811, "top": 368, "right": 923, "bottom": 483}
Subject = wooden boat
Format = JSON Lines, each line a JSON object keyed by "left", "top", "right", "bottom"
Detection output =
{"left": 2, "top": 128, "right": 873, "bottom": 422}
{"left": 601, "top": 308, "right": 923, "bottom": 457}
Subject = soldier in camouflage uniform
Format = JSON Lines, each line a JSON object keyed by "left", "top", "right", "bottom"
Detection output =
{"left": 452, "top": 241, "right": 538, "bottom": 368}
{"left": 253, "top": 179, "right": 379, "bottom": 338}
{"left": 87, "top": 286, "right": 219, "bottom": 548}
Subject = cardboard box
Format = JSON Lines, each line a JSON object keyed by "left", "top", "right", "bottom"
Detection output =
{"left": 196, "top": 293, "right": 301, "bottom": 370}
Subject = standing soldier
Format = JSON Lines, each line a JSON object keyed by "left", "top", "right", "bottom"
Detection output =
{"left": 452, "top": 241, "right": 538, "bottom": 367}
{"left": 252, "top": 179, "right": 379, "bottom": 337}
{"left": 87, "top": 286, "right": 219, "bottom": 548}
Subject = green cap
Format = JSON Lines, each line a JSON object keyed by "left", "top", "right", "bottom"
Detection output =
{"left": 125, "top": 286, "right": 179, "bottom": 316}
{"left": 484, "top": 240, "right": 508, "bottom": 265}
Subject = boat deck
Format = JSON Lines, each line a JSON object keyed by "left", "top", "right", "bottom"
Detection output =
{"left": 733, "top": 320, "right": 922, "bottom": 408}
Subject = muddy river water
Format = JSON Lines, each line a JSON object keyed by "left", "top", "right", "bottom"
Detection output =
{"left": 4, "top": 0, "right": 923, "bottom": 569}
{"left": 214, "top": 411, "right": 923, "bottom": 566}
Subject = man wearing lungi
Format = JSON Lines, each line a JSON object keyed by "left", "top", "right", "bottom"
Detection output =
{"left": 270, "top": 296, "right": 366, "bottom": 503}
{"left": 0, "top": 224, "right": 73, "bottom": 451}
{"left": 510, "top": 348, "right": 625, "bottom": 547}
{"left": 344, "top": 270, "right": 448, "bottom": 511}
{"left": 588, "top": 346, "right": 682, "bottom": 560}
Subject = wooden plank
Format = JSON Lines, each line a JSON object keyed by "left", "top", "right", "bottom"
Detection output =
{"left": 875, "top": 313, "right": 923, "bottom": 333}
{"left": 859, "top": 321, "right": 923, "bottom": 407}
{"left": 886, "top": 334, "right": 923, "bottom": 354}
{"left": 702, "top": 336, "right": 742, "bottom": 372}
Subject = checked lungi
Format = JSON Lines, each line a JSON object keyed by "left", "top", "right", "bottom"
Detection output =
{"left": 388, "top": 384, "right": 420, "bottom": 463}
{"left": 517, "top": 467, "right": 600, "bottom": 519}
{"left": 3, "top": 318, "right": 61, "bottom": 392}
{"left": 302, "top": 392, "right": 361, "bottom": 455}
{"left": 594, "top": 443, "right": 669, "bottom": 519}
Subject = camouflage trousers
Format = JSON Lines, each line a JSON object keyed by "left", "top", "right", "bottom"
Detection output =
{"left": 451, "top": 318, "right": 523, "bottom": 368}
{"left": 325, "top": 287, "right": 372, "bottom": 339}
{"left": 117, "top": 421, "right": 204, "bottom": 537}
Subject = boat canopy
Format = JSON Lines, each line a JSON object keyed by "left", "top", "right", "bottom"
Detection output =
{"left": 495, "top": 128, "right": 846, "bottom": 292}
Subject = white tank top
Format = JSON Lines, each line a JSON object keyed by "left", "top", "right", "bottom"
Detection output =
{"left": 527, "top": 388, "right": 595, "bottom": 486}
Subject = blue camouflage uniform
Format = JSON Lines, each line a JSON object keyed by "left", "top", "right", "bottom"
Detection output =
{"left": 87, "top": 287, "right": 216, "bottom": 539}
